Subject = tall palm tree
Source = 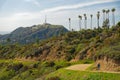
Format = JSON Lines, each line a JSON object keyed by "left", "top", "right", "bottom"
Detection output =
{"left": 84, "top": 14, "right": 87, "bottom": 29}
{"left": 106, "top": 10, "right": 108, "bottom": 20}
{"left": 102, "top": 9, "right": 106, "bottom": 24}
{"left": 97, "top": 11, "right": 100, "bottom": 29}
{"left": 78, "top": 15, "right": 82, "bottom": 31}
{"left": 106, "top": 9, "right": 110, "bottom": 28}
{"left": 111, "top": 8, "right": 116, "bottom": 26}
{"left": 90, "top": 14, "right": 93, "bottom": 29}
{"left": 69, "top": 18, "right": 71, "bottom": 31}
{"left": 107, "top": 9, "right": 110, "bottom": 28}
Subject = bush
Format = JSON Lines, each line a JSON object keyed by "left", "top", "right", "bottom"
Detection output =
{"left": 48, "top": 76, "right": 60, "bottom": 80}
{"left": 33, "top": 63, "right": 39, "bottom": 68}
{"left": 45, "top": 61, "right": 55, "bottom": 67}
{"left": 55, "top": 65, "right": 62, "bottom": 70}
{"left": 7, "top": 63, "right": 23, "bottom": 71}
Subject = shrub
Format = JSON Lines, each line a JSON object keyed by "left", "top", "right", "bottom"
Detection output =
{"left": 55, "top": 65, "right": 62, "bottom": 70}
{"left": 45, "top": 61, "right": 55, "bottom": 67}
{"left": 7, "top": 63, "right": 23, "bottom": 71}
{"left": 48, "top": 76, "right": 60, "bottom": 80}
{"left": 33, "top": 63, "right": 39, "bottom": 68}
{"left": 66, "top": 55, "right": 72, "bottom": 61}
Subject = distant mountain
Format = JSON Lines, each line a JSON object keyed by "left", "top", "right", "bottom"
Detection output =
{"left": 0, "top": 23, "right": 68, "bottom": 44}
{"left": 0, "top": 31, "right": 10, "bottom": 35}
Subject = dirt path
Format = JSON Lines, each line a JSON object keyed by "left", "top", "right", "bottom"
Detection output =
{"left": 65, "top": 64, "right": 92, "bottom": 71}
{"left": 65, "top": 64, "right": 120, "bottom": 74}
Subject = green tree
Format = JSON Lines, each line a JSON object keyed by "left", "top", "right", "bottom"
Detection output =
{"left": 35, "top": 37, "right": 40, "bottom": 44}
{"left": 78, "top": 15, "right": 82, "bottom": 31}
{"left": 84, "top": 14, "right": 87, "bottom": 29}
{"left": 90, "top": 14, "right": 93, "bottom": 29}
{"left": 106, "top": 9, "right": 110, "bottom": 29}
{"left": 7, "top": 38, "right": 11, "bottom": 44}
{"left": 69, "top": 18, "right": 71, "bottom": 31}
{"left": 111, "top": 8, "right": 116, "bottom": 26}
{"left": 97, "top": 11, "right": 100, "bottom": 29}
{"left": 102, "top": 9, "right": 106, "bottom": 26}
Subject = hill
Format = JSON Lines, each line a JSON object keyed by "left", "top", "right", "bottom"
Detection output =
{"left": 46, "top": 69, "right": 120, "bottom": 80}
{"left": 0, "top": 23, "right": 68, "bottom": 44}
{"left": 0, "top": 22, "right": 120, "bottom": 80}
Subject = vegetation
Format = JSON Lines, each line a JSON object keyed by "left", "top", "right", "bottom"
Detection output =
{"left": 46, "top": 69, "right": 120, "bottom": 80}
{"left": 0, "top": 8, "right": 119, "bottom": 80}
{"left": 0, "top": 24, "right": 68, "bottom": 44}
{"left": 0, "top": 59, "right": 72, "bottom": 80}
{"left": 0, "top": 21, "right": 120, "bottom": 61}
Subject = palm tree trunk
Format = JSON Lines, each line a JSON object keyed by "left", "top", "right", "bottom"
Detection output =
{"left": 69, "top": 20, "right": 71, "bottom": 31}
{"left": 97, "top": 19, "right": 99, "bottom": 29}
{"left": 112, "top": 12, "right": 115, "bottom": 26}
{"left": 85, "top": 20, "right": 87, "bottom": 29}
{"left": 108, "top": 13, "right": 110, "bottom": 28}
{"left": 103, "top": 13, "right": 105, "bottom": 25}
{"left": 84, "top": 20, "right": 86, "bottom": 29}
{"left": 91, "top": 18, "right": 92, "bottom": 29}
{"left": 79, "top": 19, "right": 81, "bottom": 31}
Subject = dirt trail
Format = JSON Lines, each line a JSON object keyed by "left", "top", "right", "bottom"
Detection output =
{"left": 65, "top": 64, "right": 92, "bottom": 71}
{"left": 65, "top": 64, "right": 120, "bottom": 74}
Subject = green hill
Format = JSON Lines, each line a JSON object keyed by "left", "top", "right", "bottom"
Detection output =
{"left": 0, "top": 23, "right": 68, "bottom": 44}
{"left": 0, "top": 22, "right": 120, "bottom": 80}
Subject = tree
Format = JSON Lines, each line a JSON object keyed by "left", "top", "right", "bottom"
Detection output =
{"left": 69, "top": 18, "right": 71, "bottom": 31}
{"left": 90, "top": 14, "right": 93, "bottom": 29}
{"left": 84, "top": 14, "right": 87, "bottom": 29}
{"left": 106, "top": 10, "right": 110, "bottom": 29}
{"left": 111, "top": 8, "right": 116, "bottom": 26}
{"left": 35, "top": 37, "right": 40, "bottom": 44}
{"left": 107, "top": 9, "right": 110, "bottom": 28}
{"left": 7, "top": 38, "right": 11, "bottom": 44}
{"left": 97, "top": 11, "right": 100, "bottom": 29}
{"left": 102, "top": 9, "right": 106, "bottom": 26}
{"left": 78, "top": 15, "right": 82, "bottom": 31}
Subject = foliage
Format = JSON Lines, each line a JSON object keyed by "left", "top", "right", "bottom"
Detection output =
{"left": 46, "top": 69, "right": 120, "bottom": 80}
{"left": 0, "top": 24, "right": 68, "bottom": 44}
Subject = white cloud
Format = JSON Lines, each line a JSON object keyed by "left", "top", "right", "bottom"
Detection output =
{"left": 0, "top": 0, "right": 119, "bottom": 32}
{"left": 42, "top": 0, "right": 118, "bottom": 12}
{"left": 24, "top": 0, "right": 40, "bottom": 7}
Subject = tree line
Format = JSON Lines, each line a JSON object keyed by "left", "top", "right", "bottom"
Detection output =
{"left": 68, "top": 8, "right": 116, "bottom": 31}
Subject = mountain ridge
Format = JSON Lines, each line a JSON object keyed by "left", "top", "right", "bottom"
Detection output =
{"left": 0, "top": 23, "right": 68, "bottom": 44}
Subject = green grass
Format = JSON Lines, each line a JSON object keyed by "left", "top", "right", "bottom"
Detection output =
{"left": 0, "top": 59, "right": 57, "bottom": 80}
{"left": 70, "top": 59, "right": 94, "bottom": 65}
{"left": 46, "top": 69, "right": 120, "bottom": 80}
{"left": 0, "top": 59, "right": 119, "bottom": 80}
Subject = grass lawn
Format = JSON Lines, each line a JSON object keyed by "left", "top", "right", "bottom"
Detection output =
{"left": 46, "top": 69, "right": 120, "bottom": 80}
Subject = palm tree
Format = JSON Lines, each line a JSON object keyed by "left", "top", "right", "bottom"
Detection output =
{"left": 106, "top": 9, "right": 110, "bottom": 28}
{"left": 107, "top": 9, "right": 110, "bottom": 28}
{"left": 97, "top": 11, "right": 100, "bottom": 29}
{"left": 102, "top": 9, "right": 106, "bottom": 24}
{"left": 111, "top": 8, "right": 116, "bottom": 26}
{"left": 90, "top": 14, "right": 93, "bottom": 29}
{"left": 84, "top": 14, "right": 87, "bottom": 29}
{"left": 106, "top": 10, "right": 108, "bottom": 20}
{"left": 78, "top": 15, "right": 82, "bottom": 31}
{"left": 69, "top": 18, "right": 71, "bottom": 31}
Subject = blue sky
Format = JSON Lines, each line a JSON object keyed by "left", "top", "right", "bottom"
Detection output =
{"left": 0, "top": 0, "right": 120, "bottom": 33}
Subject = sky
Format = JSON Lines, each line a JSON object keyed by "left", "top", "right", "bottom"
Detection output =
{"left": 0, "top": 0, "right": 120, "bottom": 34}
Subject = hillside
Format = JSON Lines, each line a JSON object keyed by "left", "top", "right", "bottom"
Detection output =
{"left": 46, "top": 69, "right": 120, "bottom": 80}
{"left": 0, "top": 23, "right": 68, "bottom": 44}
{"left": 0, "top": 22, "right": 120, "bottom": 80}
{"left": 0, "top": 22, "right": 120, "bottom": 65}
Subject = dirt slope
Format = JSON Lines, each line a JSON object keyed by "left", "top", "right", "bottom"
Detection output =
{"left": 65, "top": 64, "right": 92, "bottom": 71}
